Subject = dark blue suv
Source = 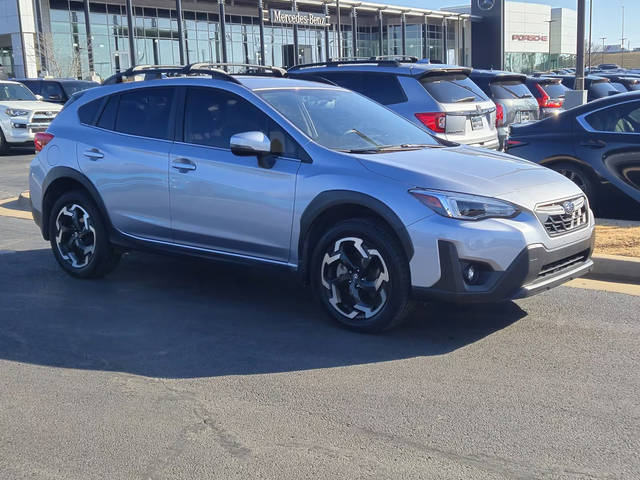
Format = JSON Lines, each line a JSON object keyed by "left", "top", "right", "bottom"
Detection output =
{"left": 288, "top": 58, "right": 499, "bottom": 150}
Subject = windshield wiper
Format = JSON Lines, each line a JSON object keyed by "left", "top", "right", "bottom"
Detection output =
{"left": 344, "top": 128, "right": 380, "bottom": 148}
{"left": 342, "top": 144, "right": 436, "bottom": 154}
{"left": 454, "top": 96, "right": 476, "bottom": 103}
{"left": 500, "top": 85, "right": 533, "bottom": 99}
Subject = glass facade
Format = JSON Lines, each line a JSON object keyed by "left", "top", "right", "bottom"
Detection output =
{"left": 44, "top": 0, "right": 451, "bottom": 80}
{"left": 505, "top": 52, "right": 578, "bottom": 74}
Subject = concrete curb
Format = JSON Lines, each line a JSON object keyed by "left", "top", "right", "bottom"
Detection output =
{"left": 588, "top": 254, "right": 640, "bottom": 284}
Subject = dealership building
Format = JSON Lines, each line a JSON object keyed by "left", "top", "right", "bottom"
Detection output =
{"left": 0, "top": 0, "right": 474, "bottom": 80}
{"left": 0, "top": 0, "right": 576, "bottom": 80}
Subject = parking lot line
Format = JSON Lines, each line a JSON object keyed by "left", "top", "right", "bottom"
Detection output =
{"left": 566, "top": 278, "right": 640, "bottom": 296}
{"left": 0, "top": 197, "right": 32, "bottom": 220}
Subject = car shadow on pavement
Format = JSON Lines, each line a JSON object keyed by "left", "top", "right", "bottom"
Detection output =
{"left": 0, "top": 248, "right": 527, "bottom": 379}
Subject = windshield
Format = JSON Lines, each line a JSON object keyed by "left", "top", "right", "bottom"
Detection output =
{"left": 419, "top": 74, "right": 488, "bottom": 103}
{"left": 490, "top": 81, "right": 533, "bottom": 99}
{"left": 61, "top": 82, "right": 98, "bottom": 96}
{"left": 0, "top": 83, "right": 37, "bottom": 101}
{"left": 255, "top": 88, "right": 440, "bottom": 152}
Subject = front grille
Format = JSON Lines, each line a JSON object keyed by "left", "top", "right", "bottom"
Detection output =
{"left": 32, "top": 111, "right": 57, "bottom": 123}
{"left": 537, "top": 250, "right": 589, "bottom": 278}
{"left": 535, "top": 196, "right": 589, "bottom": 237}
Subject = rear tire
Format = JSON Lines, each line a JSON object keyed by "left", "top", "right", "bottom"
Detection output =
{"left": 311, "top": 219, "right": 412, "bottom": 333}
{"left": 48, "top": 190, "right": 121, "bottom": 278}
{"left": 0, "top": 130, "right": 9, "bottom": 155}
{"left": 552, "top": 162, "right": 598, "bottom": 208}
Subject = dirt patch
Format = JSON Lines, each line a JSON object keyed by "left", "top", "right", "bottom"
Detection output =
{"left": 595, "top": 225, "right": 640, "bottom": 257}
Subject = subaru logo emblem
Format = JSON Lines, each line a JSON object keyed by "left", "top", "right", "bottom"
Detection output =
{"left": 478, "top": 0, "right": 495, "bottom": 10}
{"left": 46, "top": 111, "right": 53, "bottom": 116}
{"left": 562, "top": 201, "right": 575, "bottom": 215}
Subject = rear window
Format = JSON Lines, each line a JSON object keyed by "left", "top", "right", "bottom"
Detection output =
{"left": 77, "top": 97, "right": 102, "bottom": 124}
{"left": 490, "top": 80, "right": 533, "bottom": 99}
{"left": 590, "top": 82, "right": 620, "bottom": 99}
{"left": 314, "top": 72, "right": 407, "bottom": 105}
{"left": 419, "top": 73, "right": 488, "bottom": 104}
{"left": 627, "top": 81, "right": 640, "bottom": 91}
{"left": 610, "top": 82, "right": 628, "bottom": 93}
{"left": 62, "top": 81, "right": 98, "bottom": 97}
{"left": 541, "top": 82, "right": 569, "bottom": 99}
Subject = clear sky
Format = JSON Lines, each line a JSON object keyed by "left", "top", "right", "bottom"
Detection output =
{"left": 381, "top": 0, "right": 637, "bottom": 50}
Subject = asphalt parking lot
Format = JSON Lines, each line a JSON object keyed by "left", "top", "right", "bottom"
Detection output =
{"left": 1, "top": 151, "right": 640, "bottom": 479}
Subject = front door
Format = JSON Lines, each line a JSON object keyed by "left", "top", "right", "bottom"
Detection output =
{"left": 169, "top": 87, "right": 302, "bottom": 263}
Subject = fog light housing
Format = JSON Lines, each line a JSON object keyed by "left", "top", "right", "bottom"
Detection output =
{"left": 462, "top": 263, "right": 481, "bottom": 285}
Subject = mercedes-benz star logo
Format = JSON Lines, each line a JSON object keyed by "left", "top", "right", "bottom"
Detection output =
{"left": 562, "top": 201, "right": 575, "bottom": 215}
{"left": 478, "top": 0, "right": 496, "bottom": 11}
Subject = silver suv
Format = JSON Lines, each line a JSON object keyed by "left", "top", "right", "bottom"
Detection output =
{"left": 29, "top": 64, "right": 595, "bottom": 333}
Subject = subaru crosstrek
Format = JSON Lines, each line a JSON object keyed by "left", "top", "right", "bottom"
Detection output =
{"left": 29, "top": 65, "right": 595, "bottom": 333}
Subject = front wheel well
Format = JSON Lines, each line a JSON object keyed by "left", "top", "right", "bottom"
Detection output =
{"left": 298, "top": 203, "right": 408, "bottom": 285}
{"left": 540, "top": 157, "right": 598, "bottom": 179}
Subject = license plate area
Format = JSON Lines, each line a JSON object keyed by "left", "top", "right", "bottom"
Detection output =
{"left": 515, "top": 111, "right": 532, "bottom": 124}
{"left": 470, "top": 115, "right": 484, "bottom": 131}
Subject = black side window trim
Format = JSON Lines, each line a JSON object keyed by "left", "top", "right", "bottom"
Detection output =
{"left": 180, "top": 86, "right": 311, "bottom": 162}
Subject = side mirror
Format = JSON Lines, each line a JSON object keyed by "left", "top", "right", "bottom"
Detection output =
{"left": 35, "top": 94, "right": 44, "bottom": 101}
{"left": 230, "top": 131, "right": 276, "bottom": 168}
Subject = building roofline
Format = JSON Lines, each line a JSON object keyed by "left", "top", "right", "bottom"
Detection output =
{"left": 294, "top": 0, "right": 472, "bottom": 19}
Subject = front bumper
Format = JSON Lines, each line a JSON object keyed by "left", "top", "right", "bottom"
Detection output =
{"left": 412, "top": 232, "right": 595, "bottom": 303}
{"left": 1, "top": 117, "right": 50, "bottom": 144}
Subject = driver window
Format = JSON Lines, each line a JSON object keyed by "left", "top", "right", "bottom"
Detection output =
{"left": 183, "top": 87, "right": 302, "bottom": 159}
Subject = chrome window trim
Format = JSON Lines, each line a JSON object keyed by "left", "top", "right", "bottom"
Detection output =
{"left": 576, "top": 98, "right": 640, "bottom": 135}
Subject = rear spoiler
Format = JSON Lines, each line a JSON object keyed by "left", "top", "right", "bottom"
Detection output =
{"left": 418, "top": 67, "right": 472, "bottom": 78}
{"left": 488, "top": 74, "right": 527, "bottom": 84}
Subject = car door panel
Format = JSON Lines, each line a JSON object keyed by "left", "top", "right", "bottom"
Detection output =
{"left": 169, "top": 87, "right": 301, "bottom": 263}
{"left": 77, "top": 87, "right": 176, "bottom": 241}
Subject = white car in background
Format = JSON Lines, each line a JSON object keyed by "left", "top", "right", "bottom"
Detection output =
{"left": 0, "top": 80, "right": 62, "bottom": 153}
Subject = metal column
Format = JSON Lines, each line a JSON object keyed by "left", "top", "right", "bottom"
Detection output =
{"left": 324, "top": 2, "right": 331, "bottom": 60}
{"left": 351, "top": 6, "right": 357, "bottom": 57}
{"left": 575, "top": 0, "right": 586, "bottom": 90}
{"left": 442, "top": 18, "right": 447, "bottom": 63}
{"left": 422, "top": 15, "right": 427, "bottom": 60}
{"left": 292, "top": 0, "right": 299, "bottom": 65}
{"left": 336, "top": 0, "right": 341, "bottom": 58}
{"left": 401, "top": 12, "right": 406, "bottom": 55}
{"left": 125, "top": 0, "right": 136, "bottom": 67}
{"left": 218, "top": 0, "right": 228, "bottom": 63}
{"left": 377, "top": 10, "right": 383, "bottom": 56}
{"left": 33, "top": 0, "right": 47, "bottom": 73}
{"left": 175, "top": 0, "right": 185, "bottom": 64}
{"left": 82, "top": 0, "right": 94, "bottom": 73}
{"left": 258, "top": 0, "right": 265, "bottom": 65}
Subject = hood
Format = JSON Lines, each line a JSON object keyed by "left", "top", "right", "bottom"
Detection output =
{"left": 356, "top": 146, "right": 584, "bottom": 210}
{"left": 0, "top": 100, "right": 62, "bottom": 112}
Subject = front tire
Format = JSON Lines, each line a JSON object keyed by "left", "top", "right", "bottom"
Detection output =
{"left": 311, "top": 219, "right": 412, "bottom": 333}
{"left": 48, "top": 190, "right": 121, "bottom": 278}
{"left": 0, "top": 130, "right": 9, "bottom": 155}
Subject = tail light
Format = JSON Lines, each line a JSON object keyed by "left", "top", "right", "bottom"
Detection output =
{"left": 34, "top": 132, "right": 54, "bottom": 152}
{"left": 535, "top": 84, "right": 562, "bottom": 108}
{"left": 415, "top": 112, "right": 446, "bottom": 133}
{"left": 505, "top": 139, "right": 528, "bottom": 149}
{"left": 495, "top": 104, "right": 504, "bottom": 127}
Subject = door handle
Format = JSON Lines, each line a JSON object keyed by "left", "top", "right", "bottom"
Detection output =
{"left": 83, "top": 148, "right": 104, "bottom": 160}
{"left": 171, "top": 158, "right": 197, "bottom": 172}
{"left": 579, "top": 139, "right": 606, "bottom": 148}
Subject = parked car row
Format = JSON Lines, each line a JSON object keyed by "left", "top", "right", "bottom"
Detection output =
{"left": 29, "top": 63, "right": 597, "bottom": 332}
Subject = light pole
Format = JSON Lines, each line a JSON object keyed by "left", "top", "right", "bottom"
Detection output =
{"left": 545, "top": 19, "right": 556, "bottom": 72}
{"left": 587, "top": 0, "right": 592, "bottom": 71}
{"left": 601, "top": 36, "right": 606, "bottom": 65}
{"left": 575, "top": 0, "right": 586, "bottom": 91}
{"left": 620, "top": 5, "right": 625, "bottom": 68}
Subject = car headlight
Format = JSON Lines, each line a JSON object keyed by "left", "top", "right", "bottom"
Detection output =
{"left": 5, "top": 108, "right": 30, "bottom": 117}
{"left": 409, "top": 189, "right": 520, "bottom": 221}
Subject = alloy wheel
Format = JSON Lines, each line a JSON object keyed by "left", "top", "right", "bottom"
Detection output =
{"left": 55, "top": 203, "right": 96, "bottom": 269}
{"left": 320, "top": 236, "right": 390, "bottom": 319}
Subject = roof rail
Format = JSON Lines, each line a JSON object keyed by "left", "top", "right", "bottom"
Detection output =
{"left": 102, "top": 64, "right": 239, "bottom": 85}
{"left": 102, "top": 62, "right": 287, "bottom": 85}
{"left": 189, "top": 62, "right": 287, "bottom": 77}
{"left": 288, "top": 56, "right": 418, "bottom": 71}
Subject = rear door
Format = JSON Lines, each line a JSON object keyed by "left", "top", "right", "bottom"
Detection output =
{"left": 76, "top": 86, "right": 176, "bottom": 241}
{"left": 575, "top": 99, "right": 640, "bottom": 202}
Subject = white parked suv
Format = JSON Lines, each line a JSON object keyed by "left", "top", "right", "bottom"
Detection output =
{"left": 0, "top": 80, "right": 62, "bottom": 153}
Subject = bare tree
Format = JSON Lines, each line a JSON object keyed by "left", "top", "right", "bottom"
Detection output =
{"left": 27, "top": 33, "right": 83, "bottom": 78}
